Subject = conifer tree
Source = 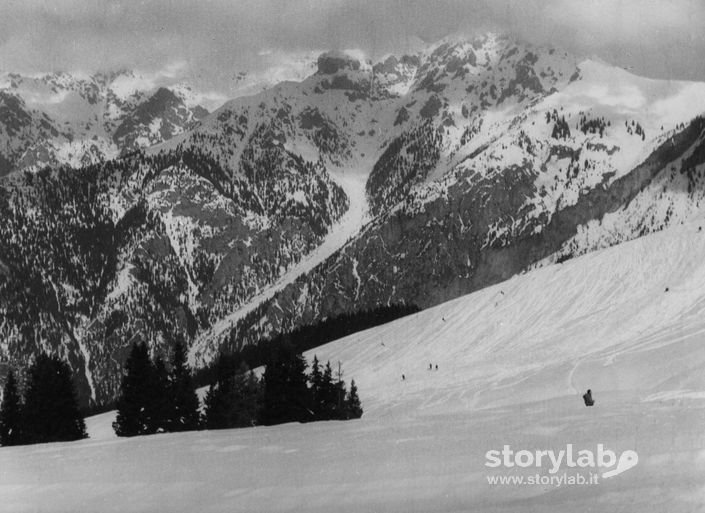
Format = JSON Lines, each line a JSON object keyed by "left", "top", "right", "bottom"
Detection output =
{"left": 113, "top": 342, "right": 158, "bottom": 437}
{"left": 204, "top": 354, "right": 235, "bottom": 430}
{"left": 149, "top": 355, "right": 170, "bottom": 433}
{"left": 0, "top": 370, "right": 22, "bottom": 446}
{"left": 227, "top": 365, "right": 261, "bottom": 428}
{"left": 167, "top": 341, "right": 201, "bottom": 432}
{"left": 22, "top": 354, "right": 87, "bottom": 444}
{"left": 333, "top": 361, "right": 348, "bottom": 419}
{"left": 319, "top": 361, "right": 336, "bottom": 420}
{"left": 238, "top": 369, "right": 262, "bottom": 426}
{"left": 344, "top": 380, "right": 363, "bottom": 419}
{"left": 309, "top": 355, "right": 323, "bottom": 418}
{"left": 204, "top": 357, "right": 261, "bottom": 429}
{"left": 261, "top": 342, "right": 312, "bottom": 425}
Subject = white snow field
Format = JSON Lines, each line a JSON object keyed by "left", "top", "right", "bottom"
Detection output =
{"left": 4, "top": 218, "right": 705, "bottom": 512}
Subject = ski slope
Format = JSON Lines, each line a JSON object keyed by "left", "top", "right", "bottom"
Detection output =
{"left": 189, "top": 169, "right": 369, "bottom": 366}
{"left": 4, "top": 218, "right": 705, "bottom": 512}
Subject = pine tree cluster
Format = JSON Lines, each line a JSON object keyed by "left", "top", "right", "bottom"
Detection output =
{"left": 577, "top": 114, "right": 609, "bottom": 136}
{"left": 112, "top": 341, "right": 200, "bottom": 436}
{"left": 261, "top": 346, "right": 362, "bottom": 425}
{"left": 0, "top": 354, "right": 87, "bottom": 446}
{"left": 625, "top": 119, "right": 646, "bottom": 140}
{"left": 113, "top": 340, "right": 362, "bottom": 437}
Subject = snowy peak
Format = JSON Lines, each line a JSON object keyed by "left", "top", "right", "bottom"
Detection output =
{"left": 372, "top": 54, "right": 421, "bottom": 97}
{"left": 408, "top": 32, "right": 578, "bottom": 102}
{"left": 316, "top": 51, "right": 366, "bottom": 75}
{"left": 113, "top": 87, "right": 208, "bottom": 152}
{"left": 0, "top": 70, "right": 212, "bottom": 174}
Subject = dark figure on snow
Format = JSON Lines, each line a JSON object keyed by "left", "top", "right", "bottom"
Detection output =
{"left": 582, "top": 389, "right": 595, "bottom": 407}
{"left": 435, "top": 365, "right": 438, "bottom": 370}
{"left": 402, "top": 374, "right": 406, "bottom": 381}
{"left": 429, "top": 363, "right": 432, "bottom": 370}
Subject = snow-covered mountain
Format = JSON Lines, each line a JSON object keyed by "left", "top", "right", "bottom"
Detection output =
{"left": 186, "top": 33, "right": 705, "bottom": 365}
{"left": 3, "top": 214, "right": 705, "bottom": 512}
{"left": 3, "top": 33, "right": 705, "bottom": 407}
{"left": 0, "top": 70, "right": 211, "bottom": 175}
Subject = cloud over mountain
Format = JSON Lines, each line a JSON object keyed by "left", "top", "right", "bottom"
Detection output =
{"left": 1, "top": 0, "right": 704, "bottom": 99}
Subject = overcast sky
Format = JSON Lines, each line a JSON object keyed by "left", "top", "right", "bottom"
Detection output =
{"left": 1, "top": 0, "right": 704, "bottom": 100}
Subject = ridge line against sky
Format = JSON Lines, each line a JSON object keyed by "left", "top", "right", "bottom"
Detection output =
{"left": 0, "top": 0, "right": 703, "bottom": 102}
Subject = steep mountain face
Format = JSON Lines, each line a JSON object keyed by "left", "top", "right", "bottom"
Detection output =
{"left": 113, "top": 88, "right": 208, "bottom": 153}
{"left": 0, "top": 91, "right": 61, "bottom": 175}
{"left": 0, "top": 71, "right": 210, "bottom": 176}
{"left": 4, "top": 33, "right": 705, "bottom": 405}
{"left": 0, "top": 146, "right": 346, "bottom": 405}
{"left": 217, "top": 114, "right": 705, "bottom": 359}
{"left": 188, "top": 34, "right": 705, "bottom": 364}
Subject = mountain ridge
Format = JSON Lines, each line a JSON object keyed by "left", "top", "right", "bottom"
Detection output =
{"left": 3, "top": 33, "right": 705, "bottom": 407}
{"left": 0, "top": 70, "right": 212, "bottom": 176}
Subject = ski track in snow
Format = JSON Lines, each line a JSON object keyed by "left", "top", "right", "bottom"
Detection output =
{"left": 188, "top": 170, "right": 369, "bottom": 366}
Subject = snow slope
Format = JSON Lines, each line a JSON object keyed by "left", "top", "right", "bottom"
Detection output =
{"left": 3, "top": 212, "right": 705, "bottom": 512}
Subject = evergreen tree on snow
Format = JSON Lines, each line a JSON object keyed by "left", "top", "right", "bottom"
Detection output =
{"left": 309, "top": 355, "right": 323, "bottom": 417}
{"left": 167, "top": 341, "right": 201, "bottom": 432}
{"left": 0, "top": 370, "right": 22, "bottom": 446}
{"left": 344, "top": 380, "right": 363, "bottom": 419}
{"left": 204, "top": 356, "right": 261, "bottom": 429}
{"left": 230, "top": 367, "right": 262, "bottom": 428}
{"left": 319, "top": 361, "right": 337, "bottom": 420}
{"left": 334, "top": 375, "right": 348, "bottom": 419}
{"left": 204, "top": 353, "right": 238, "bottom": 429}
{"left": 21, "top": 354, "right": 87, "bottom": 444}
{"left": 150, "top": 355, "right": 171, "bottom": 433}
{"left": 113, "top": 342, "right": 161, "bottom": 436}
{"left": 261, "top": 342, "right": 312, "bottom": 425}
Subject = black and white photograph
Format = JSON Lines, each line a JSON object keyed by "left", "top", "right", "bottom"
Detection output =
{"left": 1, "top": 0, "right": 704, "bottom": 511}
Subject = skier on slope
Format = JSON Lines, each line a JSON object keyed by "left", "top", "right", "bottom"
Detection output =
{"left": 582, "top": 389, "right": 595, "bottom": 407}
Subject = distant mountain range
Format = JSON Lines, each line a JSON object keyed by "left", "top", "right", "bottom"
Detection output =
{"left": 0, "top": 70, "right": 211, "bottom": 176}
{"left": 2, "top": 33, "right": 705, "bottom": 408}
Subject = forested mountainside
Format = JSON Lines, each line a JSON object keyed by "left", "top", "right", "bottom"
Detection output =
{"left": 0, "top": 71, "right": 210, "bottom": 176}
{"left": 3, "top": 33, "right": 705, "bottom": 405}
{"left": 0, "top": 143, "right": 347, "bottom": 405}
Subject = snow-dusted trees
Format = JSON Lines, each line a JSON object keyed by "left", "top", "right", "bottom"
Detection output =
{"left": 0, "top": 370, "right": 22, "bottom": 446}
